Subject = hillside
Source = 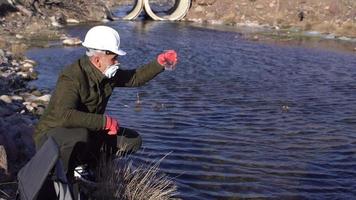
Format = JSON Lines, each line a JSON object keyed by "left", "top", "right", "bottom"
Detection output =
{"left": 186, "top": 0, "right": 356, "bottom": 38}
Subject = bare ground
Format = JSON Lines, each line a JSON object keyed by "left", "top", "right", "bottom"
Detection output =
{"left": 186, "top": 0, "right": 356, "bottom": 38}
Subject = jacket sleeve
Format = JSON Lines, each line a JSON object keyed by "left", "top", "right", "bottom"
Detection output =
{"left": 52, "top": 74, "right": 105, "bottom": 131}
{"left": 112, "top": 60, "right": 164, "bottom": 87}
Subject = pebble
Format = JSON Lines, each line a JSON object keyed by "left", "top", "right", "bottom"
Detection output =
{"left": 66, "top": 18, "right": 80, "bottom": 24}
{"left": 23, "top": 59, "right": 37, "bottom": 66}
{"left": 15, "top": 34, "right": 24, "bottom": 39}
{"left": 35, "top": 94, "right": 51, "bottom": 102}
{"left": 16, "top": 71, "right": 29, "bottom": 78}
{"left": 0, "top": 95, "right": 12, "bottom": 104}
{"left": 338, "top": 36, "right": 351, "bottom": 41}
{"left": 25, "top": 104, "right": 34, "bottom": 112}
{"left": 30, "top": 102, "right": 38, "bottom": 107}
{"left": 31, "top": 90, "right": 42, "bottom": 97}
{"left": 0, "top": 71, "right": 14, "bottom": 78}
{"left": 62, "top": 37, "right": 82, "bottom": 46}
{"left": 11, "top": 95, "right": 24, "bottom": 101}
{"left": 324, "top": 34, "right": 335, "bottom": 39}
{"left": 22, "top": 62, "right": 34, "bottom": 68}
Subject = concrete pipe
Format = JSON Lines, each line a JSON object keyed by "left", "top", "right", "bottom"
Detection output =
{"left": 122, "top": 0, "right": 144, "bottom": 20}
{"left": 143, "top": 0, "right": 191, "bottom": 21}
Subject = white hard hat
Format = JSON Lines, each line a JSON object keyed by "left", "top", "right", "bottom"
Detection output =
{"left": 82, "top": 26, "right": 126, "bottom": 56}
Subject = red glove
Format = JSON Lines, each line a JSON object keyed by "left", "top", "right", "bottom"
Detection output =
{"left": 157, "top": 50, "right": 178, "bottom": 70}
{"left": 105, "top": 115, "right": 119, "bottom": 135}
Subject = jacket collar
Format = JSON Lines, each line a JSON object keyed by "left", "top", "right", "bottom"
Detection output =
{"left": 80, "top": 56, "right": 106, "bottom": 86}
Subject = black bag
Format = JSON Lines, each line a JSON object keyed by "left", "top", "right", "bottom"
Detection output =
{"left": 17, "top": 136, "right": 73, "bottom": 200}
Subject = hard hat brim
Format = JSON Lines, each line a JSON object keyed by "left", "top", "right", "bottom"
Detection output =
{"left": 115, "top": 49, "right": 126, "bottom": 56}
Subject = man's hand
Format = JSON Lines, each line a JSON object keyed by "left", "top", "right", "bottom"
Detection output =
{"left": 157, "top": 50, "right": 178, "bottom": 70}
{"left": 105, "top": 115, "right": 119, "bottom": 135}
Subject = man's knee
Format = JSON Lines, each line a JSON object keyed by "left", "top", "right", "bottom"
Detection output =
{"left": 37, "top": 127, "right": 89, "bottom": 150}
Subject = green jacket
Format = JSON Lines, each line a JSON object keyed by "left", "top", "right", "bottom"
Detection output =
{"left": 34, "top": 56, "right": 164, "bottom": 143}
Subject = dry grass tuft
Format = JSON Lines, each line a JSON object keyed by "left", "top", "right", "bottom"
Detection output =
{"left": 0, "top": 146, "right": 8, "bottom": 175}
{"left": 94, "top": 154, "right": 179, "bottom": 200}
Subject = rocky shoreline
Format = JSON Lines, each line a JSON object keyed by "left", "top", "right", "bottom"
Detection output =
{"left": 0, "top": 48, "right": 52, "bottom": 198}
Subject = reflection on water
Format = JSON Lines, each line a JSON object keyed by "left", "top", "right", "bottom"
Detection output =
{"left": 27, "top": 21, "right": 356, "bottom": 200}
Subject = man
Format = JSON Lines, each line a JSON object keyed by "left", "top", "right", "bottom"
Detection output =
{"left": 33, "top": 25, "right": 178, "bottom": 181}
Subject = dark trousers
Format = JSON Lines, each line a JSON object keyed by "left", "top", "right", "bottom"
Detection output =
{"left": 36, "top": 127, "right": 142, "bottom": 180}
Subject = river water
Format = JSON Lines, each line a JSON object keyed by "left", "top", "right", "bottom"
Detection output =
{"left": 27, "top": 21, "right": 356, "bottom": 199}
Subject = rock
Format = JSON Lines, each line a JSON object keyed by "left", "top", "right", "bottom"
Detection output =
{"left": 22, "top": 62, "right": 34, "bottom": 69}
{"left": 1, "top": 71, "right": 14, "bottom": 78}
{"left": 0, "top": 95, "right": 12, "bottom": 104}
{"left": 210, "top": 20, "right": 223, "bottom": 25}
{"left": 23, "top": 59, "right": 37, "bottom": 66}
{"left": 29, "top": 71, "right": 38, "bottom": 80}
{"left": 11, "top": 60, "right": 19, "bottom": 67}
{"left": 11, "top": 95, "right": 24, "bottom": 101}
{"left": 30, "top": 102, "right": 38, "bottom": 108}
{"left": 66, "top": 18, "right": 80, "bottom": 24}
{"left": 62, "top": 37, "right": 82, "bottom": 46}
{"left": 101, "top": 19, "right": 110, "bottom": 23}
{"left": 338, "top": 36, "right": 351, "bottom": 41}
{"left": 16, "top": 34, "right": 24, "bottom": 39}
{"left": 25, "top": 104, "right": 34, "bottom": 112}
{"left": 31, "top": 90, "right": 42, "bottom": 97}
{"left": 35, "top": 94, "right": 51, "bottom": 103}
{"left": 49, "top": 16, "right": 63, "bottom": 28}
{"left": 16, "top": 71, "right": 29, "bottom": 79}
{"left": 324, "top": 34, "right": 336, "bottom": 39}
{"left": 0, "top": 145, "right": 7, "bottom": 174}
{"left": 304, "top": 31, "right": 321, "bottom": 36}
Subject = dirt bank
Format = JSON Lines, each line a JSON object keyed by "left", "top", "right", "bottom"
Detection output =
{"left": 186, "top": 0, "right": 356, "bottom": 38}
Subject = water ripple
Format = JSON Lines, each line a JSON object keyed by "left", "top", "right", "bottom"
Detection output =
{"left": 27, "top": 21, "right": 356, "bottom": 199}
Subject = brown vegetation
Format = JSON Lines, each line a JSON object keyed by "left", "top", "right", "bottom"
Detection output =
{"left": 187, "top": 0, "right": 356, "bottom": 37}
{"left": 93, "top": 155, "right": 179, "bottom": 200}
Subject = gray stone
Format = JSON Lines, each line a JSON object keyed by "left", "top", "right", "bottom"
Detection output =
{"left": 23, "top": 59, "right": 37, "bottom": 66}
{"left": 66, "top": 18, "right": 80, "bottom": 24}
{"left": 62, "top": 37, "right": 82, "bottom": 46}
{"left": 31, "top": 90, "right": 42, "bottom": 97}
{"left": 11, "top": 95, "right": 23, "bottom": 101}
{"left": 35, "top": 94, "right": 51, "bottom": 102}
{"left": 0, "top": 95, "right": 12, "bottom": 104}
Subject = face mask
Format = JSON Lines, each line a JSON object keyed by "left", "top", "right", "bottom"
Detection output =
{"left": 103, "top": 64, "right": 119, "bottom": 79}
